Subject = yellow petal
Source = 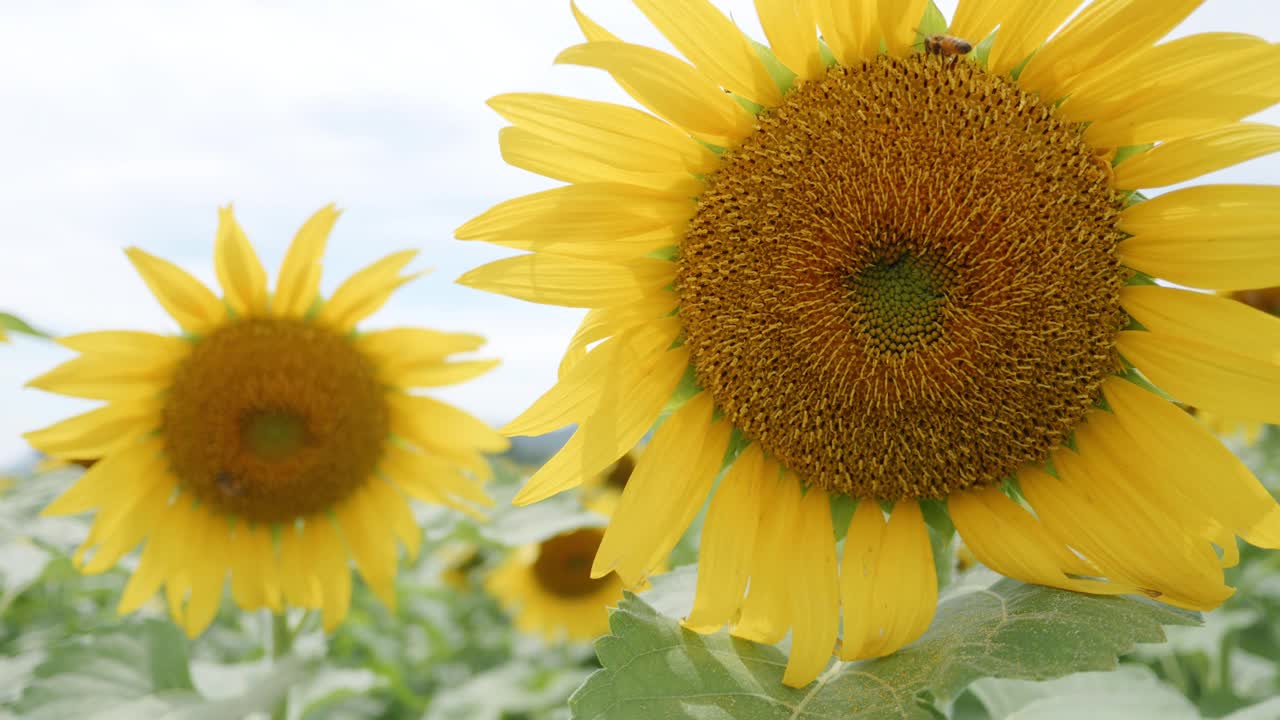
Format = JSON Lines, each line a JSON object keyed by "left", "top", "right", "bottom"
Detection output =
{"left": 456, "top": 253, "right": 675, "bottom": 309}
{"left": 505, "top": 318, "right": 680, "bottom": 437}
{"left": 1062, "top": 34, "right": 1266, "bottom": 124}
{"left": 356, "top": 327, "right": 486, "bottom": 378}
{"left": 754, "top": 0, "right": 824, "bottom": 81}
{"left": 1121, "top": 185, "right": 1280, "bottom": 240}
{"left": 455, "top": 183, "right": 692, "bottom": 257}
{"left": 1017, "top": 0, "right": 1205, "bottom": 102}
{"left": 498, "top": 127, "right": 706, "bottom": 197}
{"left": 1117, "top": 330, "right": 1280, "bottom": 424}
{"left": 731, "top": 461, "right": 794, "bottom": 645}
{"left": 1113, "top": 123, "right": 1280, "bottom": 190}
{"left": 839, "top": 501, "right": 937, "bottom": 660}
{"left": 1077, "top": 408, "right": 1240, "bottom": 568}
{"left": 947, "top": 0, "right": 1003, "bottom": 45}
{"left": 303, "top": 517, "right": 353, "bottom": 632}
{"left": 1084, "top": 42, "right": 1280, "bottom": 147}
{"left": 125, "top": 247, "right": 224, "bottom": 335}
{"left": 1119, "top": 238, "right": 1280, "bottom": 292}
{"left": 25, "top": 402, "right": 157, "bottom": 462}
{"left": 366, "top": 478, "right": 421, "bottom": 562}
{"left": 571, "top": 0, "right": 622, "bottom": 43}
{"left": 335, "top": 486, "right": 398, "bottom": 610}
{"left": 388, "top": 393, "right": 509, "bottom": 456}
{"left": 181, "top": 508, "right": 229, "bottom": 637}
{"left": 214, "top": 206, "right": 269, "bottom": 318}
{"left": 229, "top": 523, "right": 269, "bottom": 611}
{"left": 382, "top": 442, "right": 492, "bottom": 508}
{"left": 118, "top": 508, "right": 179, "bottom": 615}
{"left": 1020, "top": 454, "right": 1232, "bottom": 611}
{"left": 122, "top": 496, "right": 197, "bottom": 618}
{"left": 278, "top": 523, "right": 322, "bottom": 608}
{"left": 319, "top": 250, "right": 424, "bottom": 332}
{"left": 593, "top": 392, "right": 730, "bottom": 585}
{"left": 951, "top": 484, "right": 1133, "bottom": 596}
{"left": 28, "top": 353, "right": 177, "bottom": 402}
{"left": 71, "top": 442, "right": 170, "bottom": 553}
{"left": 1118, "top": 185, "right": 1280, "bottom": 290}
{"left": 488, "top": 93, "right": 719, "bottom": 176}
{"left": 559, "top": 293, "right": 680, "bottom": 378}
{"left": 275, "top": 205, "right": 340, "bottom": 318}
{"left": 782, "top": 483, "right": 839, "bottom": 688}
{"left": 814, "top": 0, "right": 878, "bottom": 66}
{"left": 684, "top": 444, "right": 767, "bottom": 633}
{"left": 554, "top": 41, "right": 755, "bottom": 146}
{"left": 389, "top": 359, "right": 500, "bottom": 389}
{"left": 513, "top": 345, "right": 689, "bottom": 505}
{"left": 635, "top": 0, "right": 782, "bottom": 107}
{"left": 58, "top": 330, "right": 188, "bottom": 358}
{"left": 1122, "top": 285, "right": 1280, "bottom": 364}
{"left": 986, "top": 0, "right": 1085, "bottom": 77}
{"left": 877, "top": 0, "right": 928, "bottom": 58}
{"left": 1102, "top": 378, "right": 1280, "bottom": 548}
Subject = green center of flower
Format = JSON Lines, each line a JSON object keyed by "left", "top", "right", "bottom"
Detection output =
{"left": 848, "top": 250, "right": 952, "bottom": 355}
{"left": 242, "top": 410, "right": 307, "bottom": 460}
{"left": 163, "top": 317, "right": 389, "bottom": 523}
{"left": 532, "top": 528, "right": 612, "bottom": 598}
{"left": 676, "top": 54, "right": 1127, "bottom": 501}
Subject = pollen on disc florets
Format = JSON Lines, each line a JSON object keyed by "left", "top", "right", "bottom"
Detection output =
{"left": 163, "top": 317, "right": 389, "bottom": 522}
{"left": 675, "top": 54, "right": 1128, "bottom": 501}
{"left": 532, "top": 529, "right": 611, "bottom": 598}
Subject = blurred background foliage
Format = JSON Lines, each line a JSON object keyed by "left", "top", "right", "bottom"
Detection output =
{"left": 0, "top": 426, "right": 1277, "bottom": 719}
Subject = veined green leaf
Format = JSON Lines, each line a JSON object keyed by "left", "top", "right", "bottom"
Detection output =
{"left": 570, "top": 578, "right": 1197, "bottom": 719}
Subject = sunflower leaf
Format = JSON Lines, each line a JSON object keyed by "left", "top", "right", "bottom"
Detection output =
{"left": 14, "top": 619, "right": 200, "bottom": 719}
{"left": 569, "top": 577, "right": 1198, "bottom": 720}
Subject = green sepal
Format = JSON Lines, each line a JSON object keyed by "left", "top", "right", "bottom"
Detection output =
{"left": 829, "top": 494, "right": 858, "bottom": 542}
{"left": 818, "top": 36, "right": 837, "bottom": 67}
{"left": 0, "top": 311, "right": 51, "bottom": 339}
{"left": 920, "top": 498, "right": 957, "bottom": 590}
{"left": 918, "top": 1, "right": 948, "bottom": 40}
{"left": 750, "top": 38, "right": 798, "bottom": 96}
{"left": 1113, "top": 143, "right": 1155, "bottom": 166}
{"left": 970, "top": 29, "right": 998, "bottom": 68}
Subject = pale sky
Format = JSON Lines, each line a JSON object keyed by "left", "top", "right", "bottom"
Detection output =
{"left": 1, "top": 1, "right": 1277, "bottom": 466}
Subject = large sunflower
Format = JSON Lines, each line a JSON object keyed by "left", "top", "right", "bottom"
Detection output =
{"left": 487, "top": 526, "right": 630, "bottom": 642}
{"left": 457, "top": 0, "right": 1280, "bottom": 687}
{"left": 26, "top": 206, "right": 507, "bottom": 636}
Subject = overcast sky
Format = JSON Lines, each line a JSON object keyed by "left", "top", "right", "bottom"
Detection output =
{"left": 1, "top": 1, "right": 1277, "bottom": 466}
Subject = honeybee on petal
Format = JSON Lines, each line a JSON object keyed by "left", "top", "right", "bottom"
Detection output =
{"left": 919, "top": 34, "right": 973, "bottom": 57}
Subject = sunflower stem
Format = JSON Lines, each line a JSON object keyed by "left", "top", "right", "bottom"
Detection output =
{"left": 270, "top": 612, "right": 295, "bottom": 720}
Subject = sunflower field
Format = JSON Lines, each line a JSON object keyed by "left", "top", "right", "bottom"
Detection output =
{"left": 3, "top": 0, "right": 1280, "bottom": 718}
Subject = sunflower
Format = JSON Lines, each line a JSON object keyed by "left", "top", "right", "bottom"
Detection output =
{"left": 25, "top": 206, "right": 507, "bottom": 636}
{"left": 456, "top": 0, "right": 1280, "bottom": 687}
{"left": 487, "top": 526, "right": 630, "bottom": 642}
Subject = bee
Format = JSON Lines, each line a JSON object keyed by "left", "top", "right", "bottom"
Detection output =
{"left": 215, "top": 470, "right": 245, "bottom": 498}
{"left": 920, "top": 34, "right": 973, "bottom": 57}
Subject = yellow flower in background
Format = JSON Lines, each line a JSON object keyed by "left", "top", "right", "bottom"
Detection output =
{"left": 25, "top": 206, "right": 507, "bottom": 636}
{"left": 487, "top": 527, "right": 629, "bottom": 642}
{"left": 457, "top": 0, "right": 1280, "bottom": 686}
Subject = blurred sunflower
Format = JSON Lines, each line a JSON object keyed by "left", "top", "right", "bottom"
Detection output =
{"left": 487, "top": 526, "right": 629, "bottom": 642}
{"left": 457, "top": 0, "right": 1280, "bottom": 686}
{"left": 26, "top": 206, "right": 506, "bottom": 636}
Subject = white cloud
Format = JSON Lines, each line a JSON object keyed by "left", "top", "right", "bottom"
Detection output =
{"left": 1, "top": 1, "right": 1277, "bottom": 464}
